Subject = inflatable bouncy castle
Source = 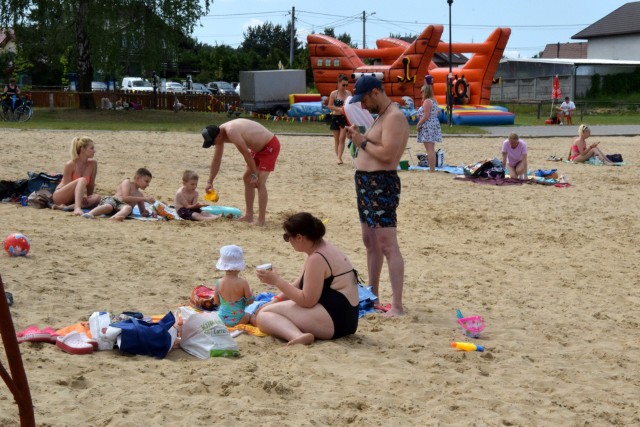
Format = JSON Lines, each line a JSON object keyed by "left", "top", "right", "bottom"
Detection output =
{"left": 308, "top": 25, "right": 514, "bottom": 125}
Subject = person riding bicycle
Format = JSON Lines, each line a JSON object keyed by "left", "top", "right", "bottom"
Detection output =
{"left": 2, "top": 78, "right": 22, "bottom": 113}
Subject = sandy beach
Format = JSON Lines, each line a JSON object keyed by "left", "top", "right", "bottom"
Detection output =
{"left": 1, "top": 128, "right": 639, "bottom": 426}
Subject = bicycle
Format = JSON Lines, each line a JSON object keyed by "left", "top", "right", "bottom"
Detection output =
{"left": 1, "top": 93, "right": 33, "bottom": 122}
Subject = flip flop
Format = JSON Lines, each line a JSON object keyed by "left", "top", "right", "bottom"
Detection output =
{"left": 4, "top": 291, "right": 12, "bottom": 306}
{"left": 373, "top": 303, "right": 392, "bottom": 312}
{"left": 40, "top": 326, "right": 61, "bottom": 343}
{"left": 56, "top": 332, "right": 95, "bottom": 355}
{"left": 16, "top": 325, "right": 53, "bottom": 343}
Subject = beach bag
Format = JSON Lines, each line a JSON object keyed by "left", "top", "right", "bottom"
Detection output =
{"left": 26, "top": 172, "right": 62, "bottom": 194}
{"left": 416, "top": 150, "right": 445, "bottom": 168}
{"left": 464, "top": 158, "right": 505, "bottom": 179}
{"left": 112, "top": 311, "right": 177, "bottom": 359}
{"left": 606, "top": 153, "right": 623, "bottom": 163}
{"left": 0, "top": 179, "right": 28, "bottom": 201}
{"left": 27, "top": 189, "right": 53, "bottom": 208}
{"left": 189, "top": 285, "right": 217, "bottom": 311}
{"left": 179, "top": 306, "right": 239, "bottom": 359}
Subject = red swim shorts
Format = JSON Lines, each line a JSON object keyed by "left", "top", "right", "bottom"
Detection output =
{"left": 251, "top": 135, "right": 280, "bottom": 172}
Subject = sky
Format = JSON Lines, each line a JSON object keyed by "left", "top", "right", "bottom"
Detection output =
{"left": 192, "top": 0, "right": 633, "bottom": 59}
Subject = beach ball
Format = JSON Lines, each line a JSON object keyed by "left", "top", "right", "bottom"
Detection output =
{"left": 4, "top": 233, "right": 31, "bottom": 257}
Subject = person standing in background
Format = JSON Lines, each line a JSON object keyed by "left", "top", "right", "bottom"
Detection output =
{"left": 327, "top": 74, "right": 352, "bottom": 165}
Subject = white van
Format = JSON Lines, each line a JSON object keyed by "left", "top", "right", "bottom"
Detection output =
{"left": 121, "top": 77, "right": 154, "bottom": 93}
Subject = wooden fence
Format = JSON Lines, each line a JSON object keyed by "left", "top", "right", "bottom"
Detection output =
{"left": 28, "top": 91, "right": 241, "bottom": 112}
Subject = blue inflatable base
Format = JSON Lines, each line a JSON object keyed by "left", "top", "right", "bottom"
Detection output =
{"left": 201, "top": 206, "right": 242, "bottom": 218}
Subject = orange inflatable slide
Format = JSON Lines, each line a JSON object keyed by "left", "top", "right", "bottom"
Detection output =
{"left": 308, "top": 25, "right": 511, "bottom": 109}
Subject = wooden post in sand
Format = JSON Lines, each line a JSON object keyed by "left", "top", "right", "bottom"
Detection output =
{"left": 0, "top": 274, "right": 35, "bottom": 427}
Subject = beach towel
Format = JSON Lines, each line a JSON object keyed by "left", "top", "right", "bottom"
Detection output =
{"left": 454, "top": 176, "right": 566, "bottom": 187}
{"left": 130, "top": 203, "right": 166, "bottom": 220}
{"left": 358, "top": 284, "right": 379, "bottom": 317}
{"left": 565, "top": 157, "right": 625, "bottom": 166}
{"left": 409, "top": 164, "right": 465, "bottom": 175}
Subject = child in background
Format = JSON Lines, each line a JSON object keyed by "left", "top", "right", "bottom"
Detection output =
{"left": 174, "top": 170, "right": 219, "bottom": 221}
{"left": 213, "top": 245, "right": 254, "bottom": 327}
{"left": 82, "top": 167, "right": 155, "bottom": 221}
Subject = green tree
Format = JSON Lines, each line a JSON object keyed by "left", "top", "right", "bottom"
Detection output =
{"left": 323, "top": 28, "right": 356, "bottom": 48}
{"left": 0, "top": 0, "right": 211, "bottom": 108}
{"left": 240, "top": 22, "right": 302, "bottom": 69}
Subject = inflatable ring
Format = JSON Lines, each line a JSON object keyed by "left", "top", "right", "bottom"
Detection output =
{"left": 201, "top": 205, "right": 242, "bottom": 218}
{"left": 454, "top": 79, "right": 468, "bottom": 99}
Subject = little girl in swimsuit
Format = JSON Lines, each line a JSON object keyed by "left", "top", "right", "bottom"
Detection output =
{"left": 213, "top": 245, "right": 254, "bottom": 327}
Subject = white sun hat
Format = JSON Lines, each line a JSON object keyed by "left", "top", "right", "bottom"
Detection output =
{"left": 216, "top": 245, "right": 245, "bottom": 271}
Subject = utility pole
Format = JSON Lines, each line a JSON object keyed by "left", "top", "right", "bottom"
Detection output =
{"left": 363, "top": 11, "right": 366, "bottom": 49}
{"left": 447, "top": 0, "right": 454, "bottom": 127}
{"left": 289, "top": 6, "right": 295, "bottom": 68}
{"left": 362, "top": 11, "right": 375, "bottom": 49}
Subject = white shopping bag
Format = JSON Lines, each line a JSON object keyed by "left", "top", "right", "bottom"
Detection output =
{"left": 178, "top": 306, "right": 239, "bottom": 359}
{"left": 89, "top": 311, "right": 117, "bottom": 350}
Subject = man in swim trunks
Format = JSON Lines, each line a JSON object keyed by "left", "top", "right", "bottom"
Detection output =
{"left": 345, "top": 76, "right": 409, "bottom": 317}
{"left": 202, "top": 118, "right": 280, "bottom": 226}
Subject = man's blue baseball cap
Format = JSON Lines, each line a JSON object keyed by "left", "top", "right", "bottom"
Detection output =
{"left": 349, "top": 76, "right": 382, "bottom": 103}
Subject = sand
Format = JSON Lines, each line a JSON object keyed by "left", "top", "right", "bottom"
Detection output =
{"left": 0, "top": 129, "right": 639, "bottom": 426}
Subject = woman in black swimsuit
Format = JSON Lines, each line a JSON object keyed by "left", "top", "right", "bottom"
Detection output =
{"left": 255, "top": 212, "right": 359, "bottom": 345}
{"left": 327, "top": 74, "right": 352, "bottom": 165}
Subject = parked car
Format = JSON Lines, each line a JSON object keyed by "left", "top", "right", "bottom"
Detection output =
{"left": 185, "top": 82, "right": 210, "bottom": 95}
{"left": 164, "top": 81, "right": 184, "bottom": 93}
{"left": 207, "top": 81, "right": 237, "bottom": 96}
{"left": 91, "top": 81, "right": 108, "bottom": 91}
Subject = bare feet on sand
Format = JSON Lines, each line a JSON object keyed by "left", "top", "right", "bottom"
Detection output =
{"left": 287, "top": 333, "right": 314, "bottom": 346}
{"left": 238, "top": 215, "right": 253, "bottom": 223}
{"left": 382, "top": 307, "right": 405, "bottom": 317}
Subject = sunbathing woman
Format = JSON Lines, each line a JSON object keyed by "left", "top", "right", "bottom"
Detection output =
{"left": 52, "top": 136, "right": 101, "bottom": 214}
{"left": 254, "top": 212, "right": 359, "bottom": 345}
{"left": 569, "top": 124, "right": 615, "bottom": 165}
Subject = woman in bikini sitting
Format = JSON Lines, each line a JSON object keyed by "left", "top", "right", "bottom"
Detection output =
{"left": 52, "top": 136, "right": 101, "bottom": 214}
{"left": 569, "top": 124, "right": 615, "bottom": 165}
{"left": 254, "top": 212, "right": 359, "bottom": 345}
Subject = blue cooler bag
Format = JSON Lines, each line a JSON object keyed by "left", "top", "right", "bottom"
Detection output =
{"left": 112, "top": 311, "right": 175, "bottom": 359}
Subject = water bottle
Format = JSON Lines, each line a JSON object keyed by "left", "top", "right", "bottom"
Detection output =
{"left": 436, "top": 149, "right": 444, "bottom": 168}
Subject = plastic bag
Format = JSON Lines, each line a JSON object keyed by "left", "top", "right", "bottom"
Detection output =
{"left": 89, "top": 311, "right": 117, "bottom": 350}
{"left": 27, "top": 189, "right": 53, "bottom": 209}
{"left": 179, "top": 306, "right": 239, "bottom": 358}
